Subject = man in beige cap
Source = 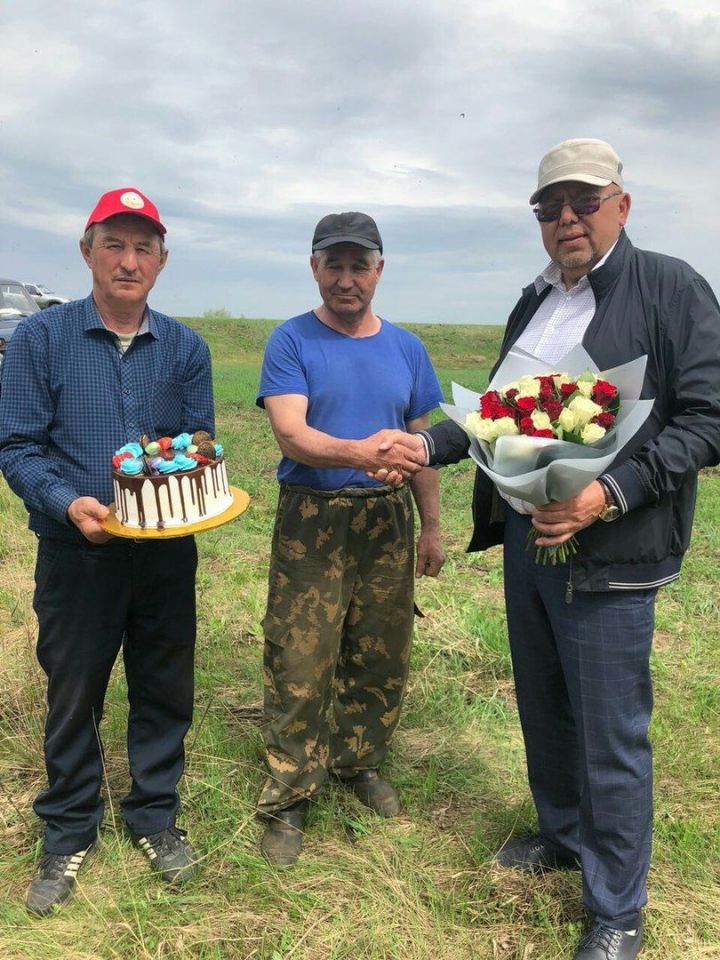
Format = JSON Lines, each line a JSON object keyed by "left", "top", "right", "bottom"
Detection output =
{"left": 389, "top": 138, "right": 720, "bottom": 959}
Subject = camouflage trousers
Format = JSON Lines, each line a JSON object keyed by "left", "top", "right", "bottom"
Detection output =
{"left": 258, "top": 483, "right": 415, "bottom": 815}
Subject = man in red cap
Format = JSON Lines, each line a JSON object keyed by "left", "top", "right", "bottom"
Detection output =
{"left": 0, "top": 187, "right": 214, "bottom": 915}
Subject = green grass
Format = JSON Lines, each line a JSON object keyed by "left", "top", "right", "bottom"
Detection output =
{"left": 0, "top": 317, "right": 718, "bottom": 959}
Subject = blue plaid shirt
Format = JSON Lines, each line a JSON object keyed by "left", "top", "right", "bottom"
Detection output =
{"left": 0, "top": 296, "right": 214, "bottom": 541}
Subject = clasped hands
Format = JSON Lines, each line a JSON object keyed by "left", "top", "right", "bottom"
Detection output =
{"left": 362, "top": 429, "right": 426, "bottom": 486}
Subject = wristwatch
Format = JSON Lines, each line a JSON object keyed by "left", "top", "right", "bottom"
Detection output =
{"left": 598, "top": 481, "right": 621, "bottom": 522}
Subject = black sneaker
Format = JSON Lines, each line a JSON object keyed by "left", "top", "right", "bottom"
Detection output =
{"left": 495, "top": 833, "right": 580, "bottom": 872}
{"left": 26, "top": 841, "right": 96, "bottom": 917}
{"left": 574, "top": 919, "right": 643, "bottom": 960}
{"left": 133, "top": 826, "right": 198, "bottom": 883}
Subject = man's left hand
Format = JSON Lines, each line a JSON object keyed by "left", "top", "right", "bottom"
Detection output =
{"left": 415, "top": 527, "right": 444, "bottom": 578}
{"left": 531, "top": 480, "right": 605, "bottom": 546}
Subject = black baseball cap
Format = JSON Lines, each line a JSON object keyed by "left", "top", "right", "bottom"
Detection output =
{"left": 311, "top": 211, "right": 383, "bottom": 254}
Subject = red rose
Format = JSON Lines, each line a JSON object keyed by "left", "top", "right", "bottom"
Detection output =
{"left": 480, "top": 391, "right": 503, "bottom": 417}
{"left": 532, "top": 429, "right": 555, "bottom": 438}
{"left": 516, "top": 396, "right": 537, "bottom": 413}
{"left": 539, "top": 384, "right": 555, "bottom": 402}
{"left": 592, "top": 380, "right": 618, "bottom": 407}
{"left": 495, "top": 404, "right": 516, "bottom": 419}
{"left": 560, "top": 382, "right": 578, "bottom": 400}
{"left": 592, "top": 412, "right": 615, "bottom": 428}
{"left": 505, "top": 388, "right": 519, "bottom": 399}
{"left": 543, "top": 400, "right": 564, "bottom": 421}
{"left": 520, "top": 416, "right": 535, "bottom": 435}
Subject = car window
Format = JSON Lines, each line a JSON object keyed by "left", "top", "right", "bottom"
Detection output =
{"left": 0, "top": 283, "right": 40, "bottom": 313}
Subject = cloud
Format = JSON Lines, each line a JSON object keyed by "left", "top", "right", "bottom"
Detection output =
{"left": 2, "top": 0, "right": 720, "bottom": 322}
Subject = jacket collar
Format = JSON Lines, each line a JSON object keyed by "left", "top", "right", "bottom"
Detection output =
{"left": 587, "top": 229, "right": 632, "bottom": 301}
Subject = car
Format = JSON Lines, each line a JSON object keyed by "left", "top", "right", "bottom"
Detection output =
{"left": 1, "top": 279, "right": 40, "bottom": 367}
{"left": 22, "top": 282, "right": 70, "bottom": 309}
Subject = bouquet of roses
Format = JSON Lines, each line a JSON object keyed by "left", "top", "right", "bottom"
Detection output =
{"left": 466, "top": 370, "right": 620, "bottom": 450}
{"left": 441, "top": 344, "right": 655, "bottom": 564}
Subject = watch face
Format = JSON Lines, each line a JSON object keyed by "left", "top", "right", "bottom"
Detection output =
{"left": 601, "top": 505, "right": 621, "bottom": 522}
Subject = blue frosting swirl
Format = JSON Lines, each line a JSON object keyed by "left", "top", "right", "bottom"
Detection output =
{"left": 116, "top": 442, "right": 144, "bottom": 458}
{"left": 174, "top": 454, "right": 197, "bottom": 471}
{"left": 120, "top": 458, "right": 145, "bottom": 475}
{"left": 172, "top": 433, "right": 193, "bottom": 450}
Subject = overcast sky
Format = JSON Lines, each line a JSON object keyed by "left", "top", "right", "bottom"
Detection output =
{"left": 3, "top": 0, "right": 719, "bottom": 324}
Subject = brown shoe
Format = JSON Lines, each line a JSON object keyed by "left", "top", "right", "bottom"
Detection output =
{"left": 261, "top": 801, "right": 309, "bottom": 867}
{"left": 342, "top": 770, "right": 401, "bottom": 818}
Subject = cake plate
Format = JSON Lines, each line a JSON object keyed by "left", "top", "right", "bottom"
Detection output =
{"left": 100, "top": 486, "right": 250, "bottom": 540}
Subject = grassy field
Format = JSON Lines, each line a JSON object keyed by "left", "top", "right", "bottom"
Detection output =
{"left": 0, "top": 317, "right": 718, "bottom": 959}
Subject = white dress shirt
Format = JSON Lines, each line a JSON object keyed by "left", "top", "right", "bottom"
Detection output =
{"left": 500, "top": 243, "right": 617, "bottom": 513}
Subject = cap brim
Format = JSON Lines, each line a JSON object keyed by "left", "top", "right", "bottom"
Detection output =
{"left": 87, "top": 210, "right": 167, "bottom": 237}
{"left": 312, "top": 235, "right": 381, "bottom": 252}
{"left": 529, "top": 174, "right": 615, "bottom": 205}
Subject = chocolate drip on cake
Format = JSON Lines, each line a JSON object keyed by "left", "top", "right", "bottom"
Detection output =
{"left": 113, "top": 458, "right": 228, "bottom": 529}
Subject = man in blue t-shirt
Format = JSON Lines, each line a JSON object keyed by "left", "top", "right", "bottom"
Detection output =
{"left": 256, "top": 211, "right": 444, "bottom": 865}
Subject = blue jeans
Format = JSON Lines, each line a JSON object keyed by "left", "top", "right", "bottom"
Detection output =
{"left": 503, "top": 510, "right": 655, "bottom": 929}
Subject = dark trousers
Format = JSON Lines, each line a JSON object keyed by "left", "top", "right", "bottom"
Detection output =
{"left": 32, "top": 536, "right": 198, "bottom": 853}
{"left": 503, "top": 511, "right": 655, "bottom": 929}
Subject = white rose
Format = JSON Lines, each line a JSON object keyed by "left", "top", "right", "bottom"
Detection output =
{"left": 465, "top": 412, "right": 498, "bottom": 442}
{"left": 494, "top": 416, "right": 520, "bottom": 437}
{"left": 558, "top": 407, "right": 579, "bottom": 432}
{"left": 581, "top": 422, "right": 607, "bottom": 444}
{"left": 576, "top": 379, "right": 594, "bottom": 397}
{"left": 568, "top": 395, "right": 603, "bottom": 425}
{"left": 530, "top": 410, "right": 552, "bottom": 430}
{"left": 516, "top": 375, "right": 541, "bottom": 398}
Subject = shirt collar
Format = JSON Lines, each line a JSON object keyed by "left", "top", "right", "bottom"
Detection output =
{"left": 533, "top": 239, "right": 619, "bottom": 295}
{"left": 82, "top": 295, "right": 156, "bottom": 338}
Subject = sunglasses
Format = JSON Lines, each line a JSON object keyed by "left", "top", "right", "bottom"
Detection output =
{"left": 534, "top": 191, "right": 623, "bottom": 223}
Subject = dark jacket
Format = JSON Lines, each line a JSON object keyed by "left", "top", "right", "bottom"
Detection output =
{"left": 422, "top": 231, "right": 720, "bottom": 590}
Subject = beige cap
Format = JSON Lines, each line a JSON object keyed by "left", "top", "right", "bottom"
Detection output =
{"left": 529, "top": 138, "right": 624, "bottom": 205}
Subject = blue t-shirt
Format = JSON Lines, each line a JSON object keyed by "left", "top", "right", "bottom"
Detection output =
{"left": 257, "top": 311, "right": 443, "bottom": 489}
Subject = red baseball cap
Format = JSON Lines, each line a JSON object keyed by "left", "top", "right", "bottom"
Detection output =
{"left": 85, "top": 187, "right": 167, "bottom": 237}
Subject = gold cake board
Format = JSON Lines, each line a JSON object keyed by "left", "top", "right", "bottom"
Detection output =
{"left": 100, "top": 486, "right": 250, "bottom": 540}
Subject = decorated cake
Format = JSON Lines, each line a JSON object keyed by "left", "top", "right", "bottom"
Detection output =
{"left": 112, "top": 430, "right": 232, "bottom": 530}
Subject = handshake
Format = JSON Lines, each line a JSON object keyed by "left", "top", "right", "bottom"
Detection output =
{"left": 361, "top": 429, "right": 427, "bottom": 486}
